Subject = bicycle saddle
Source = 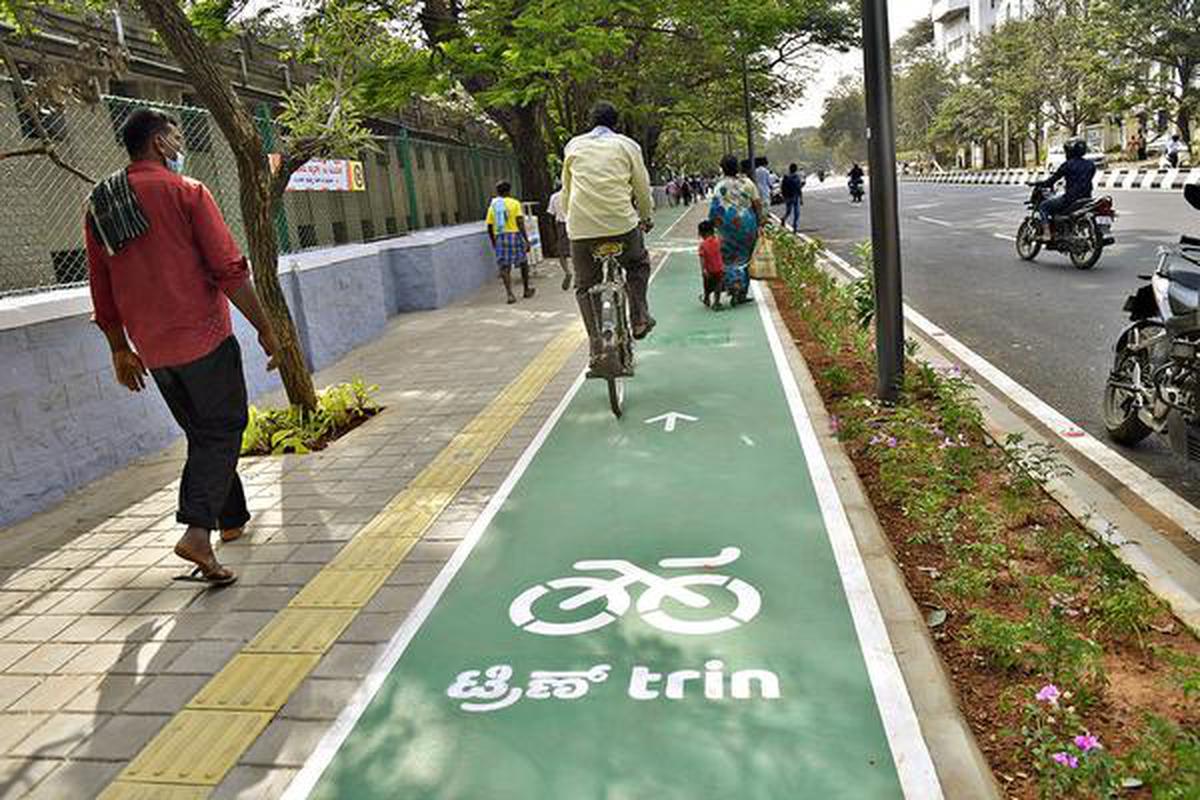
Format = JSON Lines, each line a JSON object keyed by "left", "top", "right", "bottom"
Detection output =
{"left": 592, "top": 242, "right": 625, "bottom": 258}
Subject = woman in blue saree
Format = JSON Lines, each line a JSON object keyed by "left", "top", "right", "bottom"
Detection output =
{"left": 708, "top": 154, "right": 763, "bottom": 302}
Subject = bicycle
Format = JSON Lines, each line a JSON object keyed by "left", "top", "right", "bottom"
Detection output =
{"left": 586, "top": 241, "right": 635, "bottom": 418}
{"left": 508, "top": 547, "right": 762, "bottom": 637}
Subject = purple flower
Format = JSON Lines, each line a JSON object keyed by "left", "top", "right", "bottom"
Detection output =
{"left": 830, "top": 415, "right": 841, "bottom": 434}
{"left": 1036, "top": 684, "right": 1061, "bottom": 705}
{"left": 1052, "top": 752, "right": 1079, "bottom": 769}
{"left": 1073, "top": 734, "right": 1101, "bottom": 753}
{"left": 886, "top": 436, "right": 898, "bottom": 448}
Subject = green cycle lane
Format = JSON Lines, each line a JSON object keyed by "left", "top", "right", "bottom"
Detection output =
{"left": 297, "top": 218, "right": 935, "bottom": 800}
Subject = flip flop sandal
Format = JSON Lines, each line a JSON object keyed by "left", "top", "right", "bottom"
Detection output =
{"left": 173, "top": 545, "right": 237, "bottom": 587}
{"left": 220, "top": 528, "right": 244, "bottom": 543}
{"left": 173, "top": 564, "right": 237, "bottom": 587}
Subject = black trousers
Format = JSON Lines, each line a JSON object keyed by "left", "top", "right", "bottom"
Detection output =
{"left": 150, "top": 336, "right": 250, "bottom": 531}
{"left": 570, "top": 227, "right": 652, "bottom": 350}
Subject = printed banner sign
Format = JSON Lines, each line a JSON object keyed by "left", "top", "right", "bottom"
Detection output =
{"left": 270, "top": 155, "right": 366, "bottom": 192}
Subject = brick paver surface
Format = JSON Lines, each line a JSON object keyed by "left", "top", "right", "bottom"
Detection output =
{"left": 0, "top": 247, "right": 629, "bottom": 797}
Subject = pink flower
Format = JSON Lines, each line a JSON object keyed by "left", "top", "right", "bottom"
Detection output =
{"left": 1073, "top": 734, "right": 1101, "bottom": 753}
{"left": 1036, "top": 684, "right": 1061, "bottom": 705}
{"left": 830, "top": 415, "right": 841, "bottom": 434}
{"left": 1052, "top": 752, "right": 1079, "bottom": 769}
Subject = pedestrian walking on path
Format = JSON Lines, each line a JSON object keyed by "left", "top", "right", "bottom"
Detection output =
{"left": 486, "top": 181, "right": 535, "bottom": 304}
{"left": 754, "top": 156, "right": 773, "bottom": 208}
{"left": 709, "top": 154, "right": 762, "bottom": 273}
{"left": 84, "top": 108, "right": 279, "bottom": 586}
{"left": 698, "top": 219, "right": 725, "bottom": 310}
{"left": 545, "top": 185, "right": 574, "bottom": 291}
{"left": 781, "top": 163, "right": 804, "bottom": 233}
{"left": 561, "top": 101, "right": 657, "bottom": 369}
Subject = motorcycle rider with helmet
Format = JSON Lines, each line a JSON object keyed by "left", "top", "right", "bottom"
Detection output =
{"left": 848, "top": 163, "right": 865, "bottom": 202}
{"left": 1035, "top": 138, "right": 1096, "bottom": 241}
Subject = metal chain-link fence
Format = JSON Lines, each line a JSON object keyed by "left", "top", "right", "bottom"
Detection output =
{"left": 0, "top": 87, "right": 522, "bottom": 298}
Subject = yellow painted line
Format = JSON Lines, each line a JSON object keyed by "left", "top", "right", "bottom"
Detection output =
{"left": 117, "top": 709, "right": 273, "bottom": 785}
{"left": 98, "top": 783, "right": 211, "bottom": 800}
{"left": 100, "top": 782, "right": 211, "bottom": 800}
{"left": 106, "top": 323, "right": 586, "bottom": 794}
{"left": 190, "top": 654, "right": 320, "bottom": 711}
{"left": 288, "top": 568, "right": 391, "bottom": 608}
{"left": 245, "top": 608, "right": 358, "bottom": 654}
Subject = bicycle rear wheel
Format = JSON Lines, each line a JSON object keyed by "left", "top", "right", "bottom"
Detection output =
{"left": 607, "top": 376, "right": 625, "bottom": 418}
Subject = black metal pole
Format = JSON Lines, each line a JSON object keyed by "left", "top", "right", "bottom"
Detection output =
{"left": 861, "top": 0, "right": 904, "bottom": 403}
{"left": 742, "top": 52, "right": 755, "bottom": 168}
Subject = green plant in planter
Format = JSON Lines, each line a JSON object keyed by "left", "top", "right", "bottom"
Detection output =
{"left": 242, "top": 379, "right": 380, "bottom": 456}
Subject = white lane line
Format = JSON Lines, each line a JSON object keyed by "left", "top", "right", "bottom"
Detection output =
{"left": 754, "top": 282, "right": 944, "bottom": 800}
{"left": 799, "top": 234, "right": 1200, "bottom": 549}
{"left": 284, "top": 253, "right": 676, "bottom": 800}
{"left": 990, "top": 197, "right": 1024, "bottom": 204}
{"left": 907, "top": 202, "right": 943, "bottom": 210}
{"left": 916, "top": 215, "right": 954, "bottom": 228}
{"left": 993, "top": 232, "right": 1017, "bottom": 242}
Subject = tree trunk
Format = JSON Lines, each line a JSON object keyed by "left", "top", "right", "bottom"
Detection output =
{"left": 133, "top": 0, "right": 317, "bottom": 411}
{"left": 493, "top": 104, "right": 556, "bottom": 257}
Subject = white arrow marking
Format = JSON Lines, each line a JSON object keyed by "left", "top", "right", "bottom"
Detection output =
{"left": 644, "top": 412, "right": 699, "bottom": 433}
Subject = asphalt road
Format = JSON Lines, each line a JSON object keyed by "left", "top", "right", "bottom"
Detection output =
{"left": 794, "top": 180, "right": 1200, "bottom": 505}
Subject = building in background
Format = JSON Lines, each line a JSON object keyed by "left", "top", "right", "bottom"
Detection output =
{"left": 932, "top": 0, "right": 1029, "bottom": 65}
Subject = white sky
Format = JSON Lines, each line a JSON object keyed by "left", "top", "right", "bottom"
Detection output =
{"left": 766, "top": 1, "right": 932, "bottom": 135}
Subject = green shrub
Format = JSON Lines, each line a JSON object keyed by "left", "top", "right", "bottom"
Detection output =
{"left": 242, "top": 379, "right": 379, "bottom": 456}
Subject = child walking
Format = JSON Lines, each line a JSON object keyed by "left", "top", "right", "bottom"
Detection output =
{"left": 698, "top": 220, "right": 724, "bottom": 310}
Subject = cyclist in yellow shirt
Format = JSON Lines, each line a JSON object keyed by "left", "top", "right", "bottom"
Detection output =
{"left": 561, "top": 102, "right": 656, "bottom": 368}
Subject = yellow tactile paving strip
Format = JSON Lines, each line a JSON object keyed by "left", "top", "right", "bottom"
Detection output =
{"left": 99, "top": 324, "right": 586, "bottom": 797}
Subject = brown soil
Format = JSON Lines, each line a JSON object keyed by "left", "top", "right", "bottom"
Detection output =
{"left": 768, "top": 277, "right": 1200, "bottom": 799}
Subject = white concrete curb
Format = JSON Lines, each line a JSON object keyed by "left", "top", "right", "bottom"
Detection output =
{"left": 905, "top": 167, "right": 1200, "bottom": 191}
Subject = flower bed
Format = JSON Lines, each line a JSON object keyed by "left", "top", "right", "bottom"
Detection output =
{"left": 768, "top": 230, "right": 1200, "bottom": 798}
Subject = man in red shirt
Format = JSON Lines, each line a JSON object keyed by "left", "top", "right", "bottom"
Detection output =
{"left": 86, "top": 108, "right": 279, "bottom": 586}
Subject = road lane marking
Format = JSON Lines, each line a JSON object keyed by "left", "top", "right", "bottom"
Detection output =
{"left": 644, "top": 411, "right": 699, "bottom": 433}
{"left": 990, "top": 197, "right": 1025, "bottom": 204}
{"left": 916, "top": 216, "right": 953, "bottom": 228}
{"left": 993, "top": 232, "right": 1017, "bottom": 242}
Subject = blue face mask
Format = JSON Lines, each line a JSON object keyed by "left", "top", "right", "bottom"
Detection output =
{"left": 166, "top": 150, "right": 186, "bottom": 174}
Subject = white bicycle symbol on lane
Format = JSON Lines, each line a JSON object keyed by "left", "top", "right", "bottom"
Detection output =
{"left": 509, "top": 547, "right": 762, "bottom": 636}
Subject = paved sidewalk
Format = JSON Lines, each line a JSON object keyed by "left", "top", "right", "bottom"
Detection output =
{"left": 0, "top": 205, "right": 691, "bottom": 799}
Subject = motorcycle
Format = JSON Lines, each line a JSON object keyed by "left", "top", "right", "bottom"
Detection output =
{"left": 1103, "top": 185, "right": 1200, "bottom": 464}
{"left": 1016, "top": 183, "right": 1115, "bottom": 270}
{"left": 849, "top": 180, "right": 864, "bottom": 203}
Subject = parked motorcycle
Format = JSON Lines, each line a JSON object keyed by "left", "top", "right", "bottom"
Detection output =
{"left": 1103, "top": 185, "right": 1200, "bottom": 463}
{"left": 849, "top": 181, "right": 864, "bottom": 203}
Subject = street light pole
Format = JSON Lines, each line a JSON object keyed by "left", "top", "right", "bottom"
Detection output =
{"left": 742, "top": 51, "right": 755, "bottom": 167}
{"left": 861, "top": 0, "right": 904, "bottom": 403}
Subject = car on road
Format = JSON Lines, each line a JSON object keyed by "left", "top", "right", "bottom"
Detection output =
{"left": 1045, "top": 145, "right": 1108, "bottom": 172}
